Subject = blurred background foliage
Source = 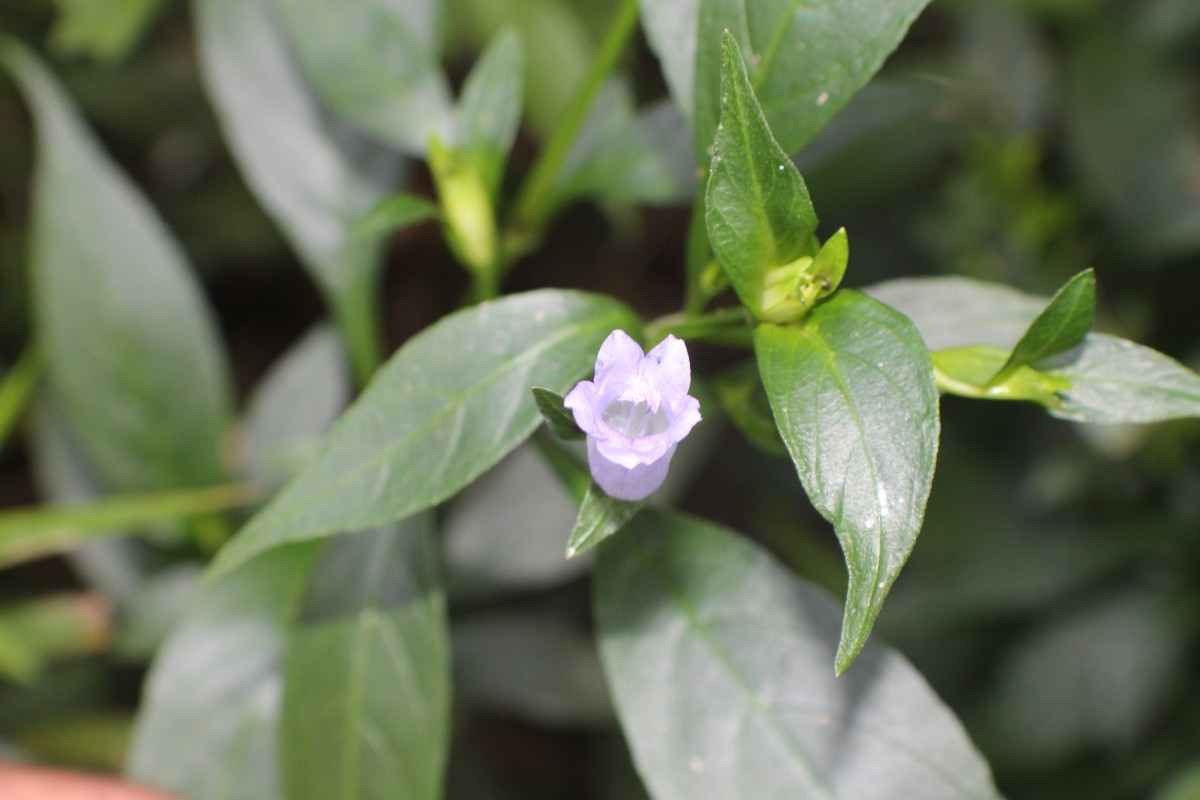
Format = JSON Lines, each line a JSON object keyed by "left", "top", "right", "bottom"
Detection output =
{"left": 1, "top": 0, "right": 1200, "bottom": 798}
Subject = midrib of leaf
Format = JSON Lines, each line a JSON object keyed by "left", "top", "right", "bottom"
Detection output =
{"left": 752, "top": 0, "right": 805, "bottom": 94}
{"left": 246, "top": 307, "right": 626, "bottom": 542}
{"left": 339, "top": 529, "right": 396, "bottom": 800}
{"left": 634, "top": 536, "right": 835, "bottom": 800}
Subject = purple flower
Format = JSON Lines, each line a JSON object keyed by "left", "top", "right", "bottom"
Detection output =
{"left": 564, "top": 330, "right": 702, "bottom": 501}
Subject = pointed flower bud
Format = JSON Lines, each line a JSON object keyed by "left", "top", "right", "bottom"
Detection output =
{"left": 564, "top": 330, "right": 702, "bottom": 501}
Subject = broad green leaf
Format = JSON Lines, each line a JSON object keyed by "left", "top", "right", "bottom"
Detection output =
{"left": 274, "top": 0, "right": 453, "bottom": 155}
{"left": 442, "top": 444, "right": 585, "bottom": 598}
{"left": 241, "top": 325, "right": 351, "bottom": 486}
{"left": 455, "top": 29, "right": 523, "bottom": 200}
{"left": 211, "top": 290, "right": 639, "bottom": 580}
{"left": 1046, "top": 334, "right": 1200, "bottom": 424}
{"left": 454, "top": 608, "right": 612, "bottom": 728}
{"left": 48, "top": 0, "right": 166, "bottom": 62}
{"left": 755, "top": 290, "right": 939, "bottom": 672}
{"left": 595, "top": 509, "right": 1001, "bottom": 799}
{"left": 996, "top": 269, "right": 1094, "bottom": 378}
{"left": 282, "top": 516, "right": 449, "bottom": 800}
{"left": 565, "top": 484, "right": 642, "bottom": 559}
{"left": 863, "top": 276, "right": 1045, "bottom": 352}
{"left": 195, "top": 0, "right": 403, "bottom": 375}
{"left": 0, "top": 39, "right": 233, "bottom": 492}
{"left": 640, "top": 0, "right": 933, "bottom": 158}
{"left": 128, "top": 543, "right": 322, "bottom": 800}
{"left": 706, "top": 33, "right": 817, "bottom": 318}
{"left": 531, "top": 387, "right": 584, "bottom": 441}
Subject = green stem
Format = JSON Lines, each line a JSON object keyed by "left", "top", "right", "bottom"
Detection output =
{"left": 0, "top": 344, "right": 43, "bottom": 450}
{"left": 0, "top": 482, "right": 263, "bottom": 569}
{"left": 645, "top": 307, "right": 752, "bottom": 347}
{"left": 333, "top": 277, "right": 384, "bottom": 390}
{"left": 507, "top": 0, "right": 640, "bottom": 252}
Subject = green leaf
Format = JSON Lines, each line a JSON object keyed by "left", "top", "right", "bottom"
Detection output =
{"left": 531, "top": 387, "right": 584, "bottom": 441}
{"left": 0, "top": 38, "right": 233, "bottom": 492}
{"left": 595, "top": 509, "right": 1001, "bottom": 799}
{"left": 282, "top": 516, "right": 450, "bottom": 800}
{"left": 0, "top": 621, "right": 42, "bottom": 684}
{"left": 211, "top": 290, "right": 639, "bottom": 580}
{"left": 640, "top": 0, "right": 934, "bottom": 158}
{"left": 712, "top": 362, "right": 786, "bottom": 456}
{"left": 755, "top": 290, "right": 939, "bottom": 672}
{"left": 1046, "top": 334, "right": 1200, "bottom": 424}
{"left": 932, "top": 345, "right": 1069, "bottom": 408}
{"left": 128, "top": 544, "right": 322, "bottom": 800}
{"left": 863, "top": 276, "right": 1046, "bottom": 352}
{"left": 195, "top": 0, "right": 404, "bottom": 382}
{"left": 706, "top": 33, "right": 817, "bottom": 319}
{"left": 48, "top": 0, "right": 166, "bottom": 62}
{"left": 566, "top": 483, "right": 642, "bottom": 559}
{"left": 351, "top": 194, "right": 439, "bottom": 244}
{"left": 241, "top": 326, "right": 351, "bottom": 486}
{"left": 456, "top": 29, "right": 524, "bottom": 200}
{"left": 0, "top": 345, "right": 42, "bottom": 452}
{"left": 995, "top": 269, "right": 1095, "bottom": 378}
{"left": 274, "top": 0, "right": 453, "bottom": 155}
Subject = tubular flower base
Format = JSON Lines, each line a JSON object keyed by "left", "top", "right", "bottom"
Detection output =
{"left": 564, "top": 330, "right": 702, "bottom": 500}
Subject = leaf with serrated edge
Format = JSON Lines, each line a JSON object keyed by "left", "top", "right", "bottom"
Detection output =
{"left": 755, "top": 290, "right": 939, "bottom": 672}
{"left": 211, "top": 290, "right": 639, "bottom": 580}
{"left": 282, "top": 516, "right": 449, "bottom": 800}
{"left": 595, "top": 508, "right": 1001, "bottom": 800}
{"left": 706, "top": 32, "right": 817, "bottom": 317}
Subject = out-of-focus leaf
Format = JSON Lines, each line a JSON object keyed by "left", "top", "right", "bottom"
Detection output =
{"left": 565, "top": 484, "right": 642, "bottom": 559}
{"left": 640, "top": 0, "right": 934, "bottom": 158}
{"left": 195, "top": 0, "right": 404, "bottom": 379}
{"left": 0, "top": 345, "right": 41, "bottom": 452}
{"left": 128, "top": 544, "right": 322, "bottom": 800}
{"left": 0, "top": 621, "right": 41, "bottom": 684}
{"left": 595, "top": 509, "right": 1001, "bottom": 799}
{"left": 1155, "top": 761, "right": 1200, "bottom": 800}
{"left": 454, "top": 608, "right": 612, "bottom": 728}
{"left": 1046, "top": 334, "right": 1200, "bottom": 424}
{"left": 0, "top": 38, "right": 233, "bottom": 492}
{"left": 981, "top": 589, "right": 1187, "bottom": 770}
{"left": 0, "top": 593, "right": 111, "bottom": 662}
{"left": 863, "top": 276, "right": 1045, "bottom": 351}
{"left": 241, "top": 325, "right": 350, "bottom": 486}
{"left": 443, "top": 444, "right": 584, "bottom": 597}
{"left": 554, "top": 82, "right": 695, "bottom": 208}
{"left": 997, "top": 269, "right": 1094, "bottom": 377}
{"left": 282, "top": 516, "right": 449, "bottom": 800}
{"left": 212, "top": 290, "right": 639, "bottom": 580}
{"left": 706, "top": 34, "right": 817, "bottom": 319}
{"left": 351, "top": 194, "right": 439, "bottom": 244}
{"left": 455, "top": 29, "right": 523, "bottom": 199}
{"left": 48, "top": 0, "right": 166, "bottom": 62}
{"left": 756, "top": 290, "right": 939, "bottom": 672}
{"left": 274, "top": 0, "right": 452, "bottom": 155}
{"left": 111, "top": 566, "right": 201, "bottom": 662}
{"left": 712, "top": 362, "right": 786, "bottom": 456}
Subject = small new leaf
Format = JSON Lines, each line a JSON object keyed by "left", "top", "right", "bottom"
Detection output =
{"left": 532, "top": 387, "right": 584, "bottom": 441}
{"left": 993, "top": 268, "right": 1095, "bottom": 380}
{"left": 565, "top": 483, "right": 642, "bottom": 559}
{"left": 706, "top": 32, "right": 818, "bottom": 320}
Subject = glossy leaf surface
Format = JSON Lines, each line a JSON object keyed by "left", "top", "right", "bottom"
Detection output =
{"left": 755, "top": 290, "right": 939, "bottom": 671}
{"left": 212, "top": 290, "right": 639, "bottom": 579}
{"left": 595, "top": 509, "right": 1000, "bottom": 799}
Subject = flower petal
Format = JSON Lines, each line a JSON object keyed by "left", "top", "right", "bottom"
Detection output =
{"left": 643, "top": 335, "right": 691, "bottom": 399}
{"left": 588, "top": 438, "right": 675, "bottom": 501}
{"left": 595, "top": 427, "right": 673, "bottom": 468}
{"left": 563, "top": 380, "right": 605, "bottom": 437}
{"left": 665, "top": 394, "right": 702, "bottom": 443}
{"left": 593, "top": 329, "right": 644, "bottom": 390}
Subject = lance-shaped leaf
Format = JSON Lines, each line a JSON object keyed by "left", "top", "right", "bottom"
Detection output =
{"left": 565, "top": 484, "right": 642, "bottom": 559}
{"left": 128, "top": 543, "right": 322, "bottom": 799}
{"left": 641, "top": 0, "right": 934, "bottom": 158}
{"left": 994, "top": 269, "right": 1094, "bottom": 379}
{"left": 282, "top": 516, "right": 450, "bottom": 800}
{"left": 274, "top": 0, "right": 452, "bottom": 155}
{"left": 1046, "top": 334, "right": 1200, "bottom": 424}
{"left": 595, "top": 509, "right": 1001, "bottom": 799}
{"left": 0, "top": 38, "right": 232, "bottom": 492}
{"left": 755, "top": 290, "right": 939, "bottom": 672}
{"left": 211, "top": 290, "right": 639, "bottom": 580}
{"left": 455, "top": 28, "right": 523, "bottom": 200}
{"left": 706, "top": 33, "right": 817, "bottom": 319}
